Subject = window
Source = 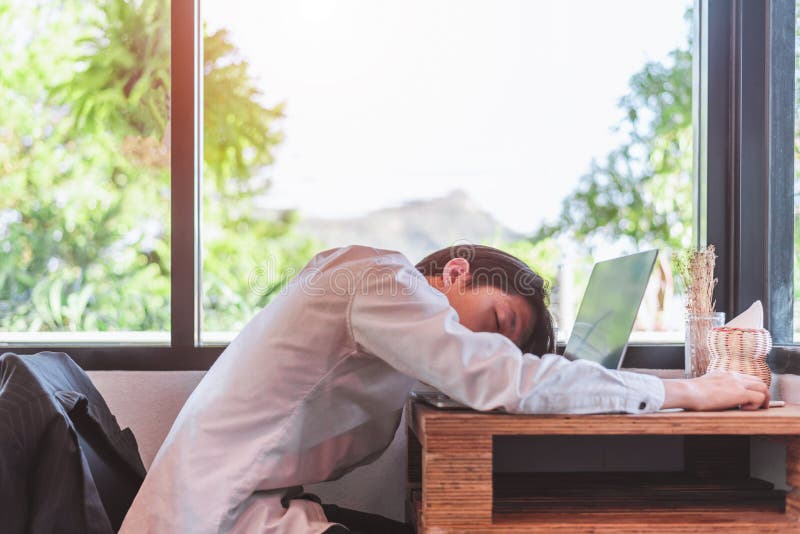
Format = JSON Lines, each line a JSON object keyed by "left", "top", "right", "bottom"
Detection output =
{"left": 201, "top": 0, "right": 695, "bottom": 345}
{"left": 794, "top": 0, "right": 800, "bottom": 342}
{"left": 0, "top": 0, "right": 171, "bottom": 344}
{"left": 4, "top": 0, "right": 793, "bottom": 373}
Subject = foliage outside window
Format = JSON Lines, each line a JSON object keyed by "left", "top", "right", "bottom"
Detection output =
{"left": 0, "top": 0, "right": 171, "bottom": 337}
{"left": 794, "top": 0, "right": 800, "bottom": 341}
{"left": 1, "top": 0, "right": 695, "bottom": 347}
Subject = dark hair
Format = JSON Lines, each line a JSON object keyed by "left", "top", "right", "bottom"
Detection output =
{"left": 415, "top": 244, "right": 555, "bottom": 356}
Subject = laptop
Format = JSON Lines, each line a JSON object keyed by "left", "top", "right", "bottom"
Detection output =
{"left": 412, "top": 249, "right": 659, "bottom": 409}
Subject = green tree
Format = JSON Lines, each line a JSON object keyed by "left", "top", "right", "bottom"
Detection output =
{"left": 0, "top": 0, "right": 171, "bottom": 332}
{"left": 494, "top": 10, "right": 694, "bottom": 334}
{"left": 202, "top": 27, "right": 319, "bottom": 333}
{"left": 0, "top": 0, "right": 313, "bottom": 334}
{"left": 534, "top": 14, "right": 694, "bottom": 253}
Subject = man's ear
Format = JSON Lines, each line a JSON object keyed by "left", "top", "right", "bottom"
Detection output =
{"left": 442, "top": 257, "right": 471, "bottom": 290}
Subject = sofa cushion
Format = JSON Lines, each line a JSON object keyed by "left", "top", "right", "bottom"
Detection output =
{"left": 87, "top": 370, "right": 406, "bottom": 521}
{"left": 87, "top": 371, "right": 205, "bottom": 469}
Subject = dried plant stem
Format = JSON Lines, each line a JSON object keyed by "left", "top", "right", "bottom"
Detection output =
{"left": 681, "top": 246, "right": 719, "bottom": 377}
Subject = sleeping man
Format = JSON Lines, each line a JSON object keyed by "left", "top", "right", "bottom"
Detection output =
{"left": 121, "top": 244, "right": 770, "bottom": 534}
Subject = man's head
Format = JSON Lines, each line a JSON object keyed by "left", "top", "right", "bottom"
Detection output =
{"left": 416, "top": 244, "right": 555, "bottom": 355}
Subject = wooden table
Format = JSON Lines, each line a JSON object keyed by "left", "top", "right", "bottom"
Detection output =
{"left": 406, "top": 401, "right": 800, "bottom": 533}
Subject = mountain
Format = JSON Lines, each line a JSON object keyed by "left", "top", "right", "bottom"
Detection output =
{"left": 296, "top": 190, "right": 523, "bottom": 261}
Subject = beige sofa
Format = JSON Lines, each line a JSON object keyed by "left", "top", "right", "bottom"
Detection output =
{"left": 87, "top": 371, "right": 407, "bottom": 522}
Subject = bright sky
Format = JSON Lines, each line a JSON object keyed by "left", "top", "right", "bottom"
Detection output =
{"left": 203, "top": 0, "right": 692, "bottom": 234}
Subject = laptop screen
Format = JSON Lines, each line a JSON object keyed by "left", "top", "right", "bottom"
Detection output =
{"left": 563, "top": 250, "right": 658, "bottom": 369}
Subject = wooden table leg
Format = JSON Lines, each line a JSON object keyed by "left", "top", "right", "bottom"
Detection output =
{"left": 787, "top": 436, "right": 800, "bottom": 520}
{"left": 421, "top": 431, "right": 493, "bottom": 531}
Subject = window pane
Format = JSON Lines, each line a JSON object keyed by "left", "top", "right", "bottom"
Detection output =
{"left": 202, "top": 0, "right": 694, "bottom": 345}
{"left": 0, "top": 0, "right": 171, "bottom": 343}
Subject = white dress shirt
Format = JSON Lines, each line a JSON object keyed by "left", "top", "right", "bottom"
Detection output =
{"left": 121, "top": 245, "right": 665, "bottom": 534}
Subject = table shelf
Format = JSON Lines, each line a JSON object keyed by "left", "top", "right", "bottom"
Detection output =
{"left": 490, "top": 510, "right": 793, "bottom": 532}
{"left": 493, "top": 472, "right": 784, "bottom": 512}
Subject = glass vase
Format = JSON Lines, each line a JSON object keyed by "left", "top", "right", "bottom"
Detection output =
{"left": 684, "top": 312, "right": 725, "bottom": 378}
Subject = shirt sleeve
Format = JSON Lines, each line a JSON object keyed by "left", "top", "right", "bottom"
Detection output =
{"left": 349, "top": 260, "right": 665, "bottom": 414}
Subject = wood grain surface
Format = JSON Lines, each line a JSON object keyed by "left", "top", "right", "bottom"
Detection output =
{"left": 411, "top": 402, "right": 800, "bottom": 441}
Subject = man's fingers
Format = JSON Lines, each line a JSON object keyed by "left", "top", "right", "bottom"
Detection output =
{"left": 743, "top": 380, "right": 768, "bottom": 393}
{"left": 733, "top": 372, "right": 765, "bottom": 385}
{"left": 741, "top": 378, "right": 770, "bottom": 408}
{"left": 739, "top": 389, "right": 767, "bottom": 410}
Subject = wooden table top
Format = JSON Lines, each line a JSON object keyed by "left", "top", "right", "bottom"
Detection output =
{"left": 410, "top": 401, "right": 800, "bottom": 438}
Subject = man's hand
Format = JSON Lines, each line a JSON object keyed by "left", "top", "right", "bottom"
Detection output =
{"left": 662, "top": 371, "right": 770, "bottom": 411}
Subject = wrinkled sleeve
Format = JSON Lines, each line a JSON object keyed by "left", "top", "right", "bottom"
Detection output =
{"left": 349, "top": 261, "right": 665, "bottom": 414}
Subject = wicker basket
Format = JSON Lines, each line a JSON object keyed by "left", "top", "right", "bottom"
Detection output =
{"left": 706, "top": 327, "right": 772, "bottom": 386}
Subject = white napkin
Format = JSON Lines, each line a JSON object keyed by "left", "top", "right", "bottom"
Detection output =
{"left": 725, "top": 301, "right": 764, "bottom": 329}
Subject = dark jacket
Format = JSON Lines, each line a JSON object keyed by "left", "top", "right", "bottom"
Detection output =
{"left": 0, "top": 351, "right": 146, "bottom": 534}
